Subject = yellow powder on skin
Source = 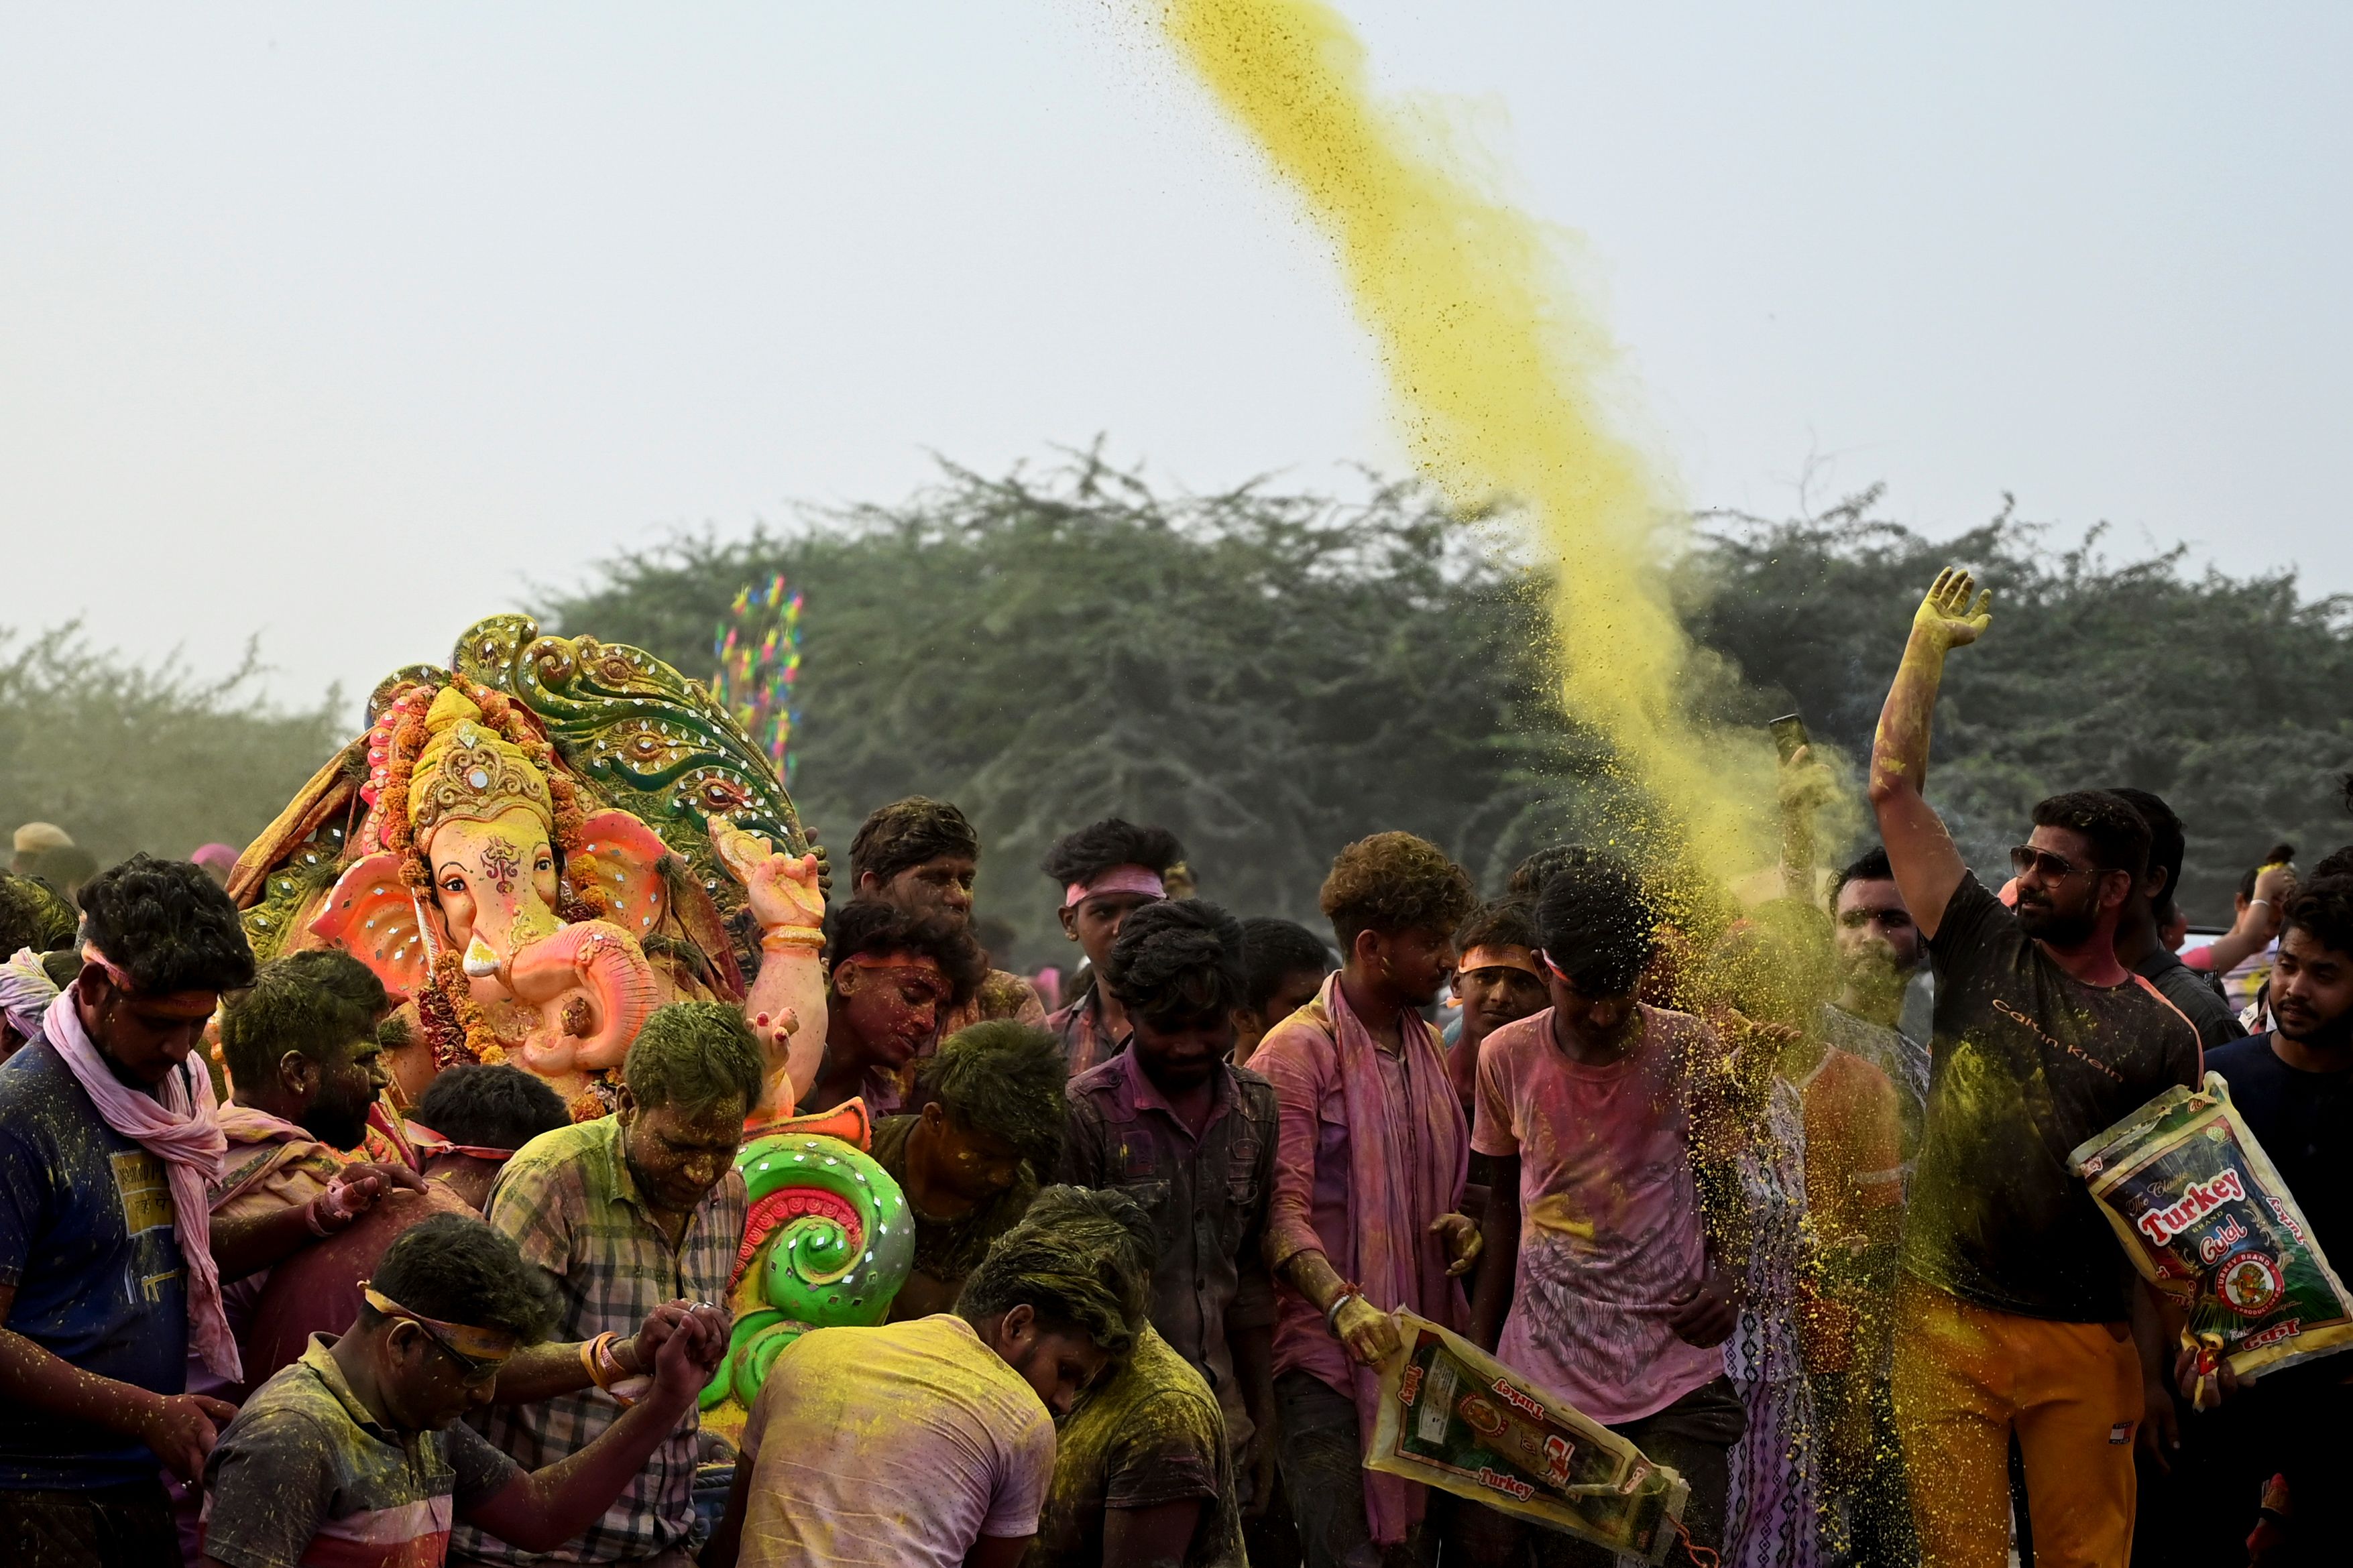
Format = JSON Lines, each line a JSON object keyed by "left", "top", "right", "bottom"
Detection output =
{"left": 1159, "top": 0, "right": 1781, "bottom": 894}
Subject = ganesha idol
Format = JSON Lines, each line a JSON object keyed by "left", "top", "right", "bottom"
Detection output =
{"left": 229, "top": 614, "right": 829, "bottom": 1120}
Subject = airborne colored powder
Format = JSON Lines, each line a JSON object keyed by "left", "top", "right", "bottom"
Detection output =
{"left": 1160, "top": 0, "right": 1782, "bottom": 893}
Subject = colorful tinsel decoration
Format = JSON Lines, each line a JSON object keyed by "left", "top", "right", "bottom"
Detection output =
{"left": 713, "top": 574, "right": 803, "bottom": 782}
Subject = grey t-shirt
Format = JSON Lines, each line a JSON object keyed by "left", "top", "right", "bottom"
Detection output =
{"left": 203, "top": 1334, "right": 518, "bottom": 1568}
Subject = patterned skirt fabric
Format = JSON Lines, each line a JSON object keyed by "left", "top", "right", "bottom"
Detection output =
{"left": 1722, "top": 1079, "right": 1830, "bottom": 1568}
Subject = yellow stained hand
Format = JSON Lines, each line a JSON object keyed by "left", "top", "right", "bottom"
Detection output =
{"left": 1430, "top": 1212, "right": 1482, "bottom": 1277}
{"left": 1912, "top": 566, "right": 1994, "bottom": 648}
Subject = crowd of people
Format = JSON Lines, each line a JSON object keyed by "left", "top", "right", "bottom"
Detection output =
{"left": 1, "top": 568, "right": 2349, "bottom": 1568}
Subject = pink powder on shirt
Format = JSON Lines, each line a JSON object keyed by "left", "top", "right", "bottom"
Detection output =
{"left": 1471, "top": 1004, "right": 1727, "bottom": 1425}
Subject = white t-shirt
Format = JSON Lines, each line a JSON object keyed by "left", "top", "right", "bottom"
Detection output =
{"left": 737, "top": 1314, "right": 1057, "bottom": 1568}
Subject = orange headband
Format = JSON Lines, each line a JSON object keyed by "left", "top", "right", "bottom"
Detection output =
{"left": 1459, "top": 944, "right": 1544, "bottom": 980}
{"left": 362, "top": 1284, "right": 518, "bottom": 1362}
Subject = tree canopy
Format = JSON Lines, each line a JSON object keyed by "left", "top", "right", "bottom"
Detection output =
{"left": 1685, "top": 486, "right": 2353, "bottom": 916}
{"left": 549, "top": 456, "right": 2353, "bottom": 957}
{"left": 9, "top": 459, "right": 2345, "bottom": 952}
{"left": 0, "top": 625, "right": 343, "bottom": 873}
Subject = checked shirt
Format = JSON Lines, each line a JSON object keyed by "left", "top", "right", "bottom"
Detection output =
{"left": 451, "top": 1116, "right": 746, "bottom": 1567}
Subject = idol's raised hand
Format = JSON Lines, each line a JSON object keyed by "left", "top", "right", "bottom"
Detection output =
{"left": 710, "top": 819, "right": 825, "bottom": 937}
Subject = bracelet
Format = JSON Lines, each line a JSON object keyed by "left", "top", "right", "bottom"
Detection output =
{"left": 1324, "top": 1284, "right": 1365, "bottom": 1334}
{"left": 759, "top": 926, "right": 825, "bottom": 953}
{"left": 304, "top": 1194, "right": 335, "bottom": 1237}
{"left": 578, "top": 1332, "right": 611, "bottom": 1389}
{"left": 591, "top": 1332, "right": 638, "bottom": 1408}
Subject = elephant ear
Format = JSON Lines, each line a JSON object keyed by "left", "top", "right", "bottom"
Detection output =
{"left": 571, "top": 810, "right": 674, "bottom": 941}
{"left": 309, "top": 852, "right": 435, "bottom": 1001}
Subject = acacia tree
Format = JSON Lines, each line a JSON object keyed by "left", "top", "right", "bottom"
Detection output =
{"left": 0, "top": 624, "right": 344, "bottom": 871}
{"left": 544, "top": 452, "right": 1596, "bottom": 963}
{"left": 1682, "top": 487, "right": 2353, "bottom": 916}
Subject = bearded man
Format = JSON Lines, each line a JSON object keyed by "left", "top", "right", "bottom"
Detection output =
{"left": 1870, "top": 567, "right": 2199, "bottom": 1568}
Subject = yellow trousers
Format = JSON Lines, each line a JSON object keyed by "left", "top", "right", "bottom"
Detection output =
{"left": 1891, "top": 1281, "right": 2142, "bottom": 1568}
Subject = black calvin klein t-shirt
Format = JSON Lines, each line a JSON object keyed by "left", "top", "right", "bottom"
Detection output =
{"left": 1903, "top": 875, "right": 2201, "bottom": 1322}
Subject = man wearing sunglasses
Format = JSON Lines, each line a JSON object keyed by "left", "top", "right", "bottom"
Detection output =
{"left": 1869, "top": 568, "right": 2200, "bottom": 1568}
{"left": 198, "top": 1212, "right": 726, "bottom": 1568}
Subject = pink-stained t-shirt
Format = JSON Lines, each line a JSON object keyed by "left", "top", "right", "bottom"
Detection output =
{"left": 735, "top": 1315, "right": 1057, "bottom": 1568}
{"left": 1472, "top": 1004, "right": 1729, "bottom": 1425}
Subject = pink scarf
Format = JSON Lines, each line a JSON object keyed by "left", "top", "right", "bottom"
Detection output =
{"left": 42, "top": 988, "right": 241, "bottom": 1382}
{"left": 1326, "top": 977, "right": 1469, "bottom": 1544}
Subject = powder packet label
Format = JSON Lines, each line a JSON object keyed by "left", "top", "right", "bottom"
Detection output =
{"left": 1366, "top": 1312, "right": 1689, "bottom": 1565}
{"left": 2069, "top": 1071, "right": 2353, "bottom": 1380}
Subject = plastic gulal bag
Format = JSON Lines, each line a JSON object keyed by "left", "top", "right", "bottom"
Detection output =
{"left": 1365, "top": 1311, "right": 1690, "bottom": 1565}
{"left": 2069, "top": 1071, "right": 2353, "bottom": 1380}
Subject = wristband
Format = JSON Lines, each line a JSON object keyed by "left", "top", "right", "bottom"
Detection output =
{"left": 759, "top": 926, "right": 825, "bottom": 953}
{"left": 304, "top": 1193, "right": 335, "bottom": 1237}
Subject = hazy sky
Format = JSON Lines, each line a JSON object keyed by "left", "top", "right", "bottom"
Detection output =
{"left": 5, "top": 4, "right": 2346, "bottom": 715}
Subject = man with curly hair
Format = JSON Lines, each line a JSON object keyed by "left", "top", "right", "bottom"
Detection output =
{"left": 198, "top": 1213, "right": 726, "bottom": 1568}
{"left": 1253, "top": 832, "right": 1482, "bottom": 1566}
{"left": 0, "top": 854, "right": 255, "bottom": 1568}
{"left": 803, "top": 898, "right": 990, "bottom": 1117}
{"left": 1061, "top": 899, "right": 1279, "bottom": 1521}
{"left": 874, "top": 1021, "right": 1069, "bottom": 1321}
{"left": 1039, "top": 818, "right": 1188, "bottom": 1075}
{"left": 454, "top": 1003, "right": 762, "bottom": 1568}
{"left": 848, "top": 797, "right": 1046, "bottom": 1037}
{"left": 706, "top": 1185, "right": 1143, "bottom": 1568}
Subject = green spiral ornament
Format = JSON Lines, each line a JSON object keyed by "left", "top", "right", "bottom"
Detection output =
{"left": 701, "top": 1130, "right": 914, "bottom": 1411}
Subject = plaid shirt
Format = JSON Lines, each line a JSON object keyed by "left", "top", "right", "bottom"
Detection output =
{"left": 451, "top": 1116, "right": 746, "bottom": 1567}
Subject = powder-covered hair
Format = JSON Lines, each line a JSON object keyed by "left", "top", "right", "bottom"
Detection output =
{"left": 219, "top": 949, "right": 386, "bottom": 1087}
{"left": 956, "top": 1184, "right": 1149, "bottom": 1353}
{"left": 1237, "top": 916, "right": 1333, "bottom": 1014}
{"left": 1533, "top": 851, "right": 1657, "bottom": 998}
{"left": 368, "top": 1213, "right": 560, "bottom": 1343}
{"left": 1041, "top": 819, "right": 1188, "bottom": 888}
{"left": 0, "top": 873, "right": 76, "bottom": 957}
{"left": 77, "top": 852, "right": 256, "bottom": 996}
{"left": 622, "top": 1001, "right": 766, "bottom": 1118}
{"left": 825, "top": 898, "right": 988, "bottom": 1010}
{"left": 912, "top": 1021, "right": 1068, "bottom": 1172}
{"left": 413, "top": 1063, "right": 571, "bottom": 1150}
{"left": 1319, "top": 832, "right": 1477, "bottom": 949}
{"left": 1103, "top": 898, "right": 1245, "bottom": 1029}
{"left": 849, "top": 797, "right": 980, "bottom": 888}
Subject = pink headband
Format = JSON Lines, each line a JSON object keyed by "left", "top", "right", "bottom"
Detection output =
{"left": 81, "top": 942, "right": 221, "bottom": 1017}
{"left": 1064, "top": 865, "right": 1167, "bottom": 908}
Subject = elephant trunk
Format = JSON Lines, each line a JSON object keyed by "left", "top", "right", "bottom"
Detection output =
{"left": 504, "top": 919, "right": 661, "bottom": 1077}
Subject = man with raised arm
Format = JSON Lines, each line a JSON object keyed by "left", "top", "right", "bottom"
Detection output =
{"left": 1868, "top": 568, "right": 2199, "bottom": 1568}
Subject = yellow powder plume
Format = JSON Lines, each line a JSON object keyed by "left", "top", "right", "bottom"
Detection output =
{"left": 1160, "top": 0, "right": 1779, "bottom": 892}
